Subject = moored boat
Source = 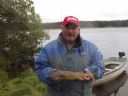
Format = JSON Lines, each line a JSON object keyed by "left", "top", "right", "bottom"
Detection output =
{"left": 93, "top": 56, "right": 128, "bottom": 86}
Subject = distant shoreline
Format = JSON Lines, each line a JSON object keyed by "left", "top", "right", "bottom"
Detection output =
{"left": 42, "top": 20, "right": 128, "bottom": 29}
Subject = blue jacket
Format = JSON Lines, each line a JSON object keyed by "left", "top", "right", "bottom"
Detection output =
{"left": 35, "top": 34, "right": 105, "bottom": 96}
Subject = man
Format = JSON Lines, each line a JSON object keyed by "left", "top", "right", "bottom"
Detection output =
{"left": 35, "top": 16, "right": 105, "bottom": 96}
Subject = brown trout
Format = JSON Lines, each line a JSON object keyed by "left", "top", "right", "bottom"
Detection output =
{"left": 49, "top": 70, "right": 93, "bottom": 80}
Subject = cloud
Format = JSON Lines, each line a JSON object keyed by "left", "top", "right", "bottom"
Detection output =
{"left": 33, "top": 0, "right": 128, "bottom": 22}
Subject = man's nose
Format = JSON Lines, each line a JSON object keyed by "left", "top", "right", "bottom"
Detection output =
{"left": 68, "top": 29, "right": 74, "bottom": 33}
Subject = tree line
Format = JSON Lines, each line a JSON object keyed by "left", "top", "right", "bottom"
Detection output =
{"left": 42, "top": 20, "right": 128, "bottom": 29}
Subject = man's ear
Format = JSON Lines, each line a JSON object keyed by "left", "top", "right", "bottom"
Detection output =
{"left": 60, "top": 24, "right": 64, "bottom": 29}
{"left": 78, "top": 27, "right": 80, "bottom": 32}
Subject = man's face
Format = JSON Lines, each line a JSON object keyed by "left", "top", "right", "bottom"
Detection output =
{"left": 61, "top": 23, "right": 80, "bottom": 43}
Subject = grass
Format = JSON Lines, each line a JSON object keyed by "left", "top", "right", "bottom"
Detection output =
{"left": 0, "top": 70, "right": 48, "bottom": 96}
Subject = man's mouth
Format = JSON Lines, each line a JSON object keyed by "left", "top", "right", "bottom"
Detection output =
{"left": 67, "top": 34, "right": 73, "bottom": 37}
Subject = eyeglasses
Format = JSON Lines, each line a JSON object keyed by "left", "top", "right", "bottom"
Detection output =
{"left": 65, "top": 22, "right": 78, "bottom": 30}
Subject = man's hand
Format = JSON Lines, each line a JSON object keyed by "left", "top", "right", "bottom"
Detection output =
{"left": 51, "top": 75, "right": 63, "bottom": 81}
{"left": 77, "top": 68, "right": 91, "bottom": 80}
{"left": 77, "top": 75, "right": 91, "bottom": 80}
{"left": 49, "top": 70, "right": 63, "bottom": 81}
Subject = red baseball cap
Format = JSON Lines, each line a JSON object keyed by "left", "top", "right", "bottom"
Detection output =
{"left": 62, "top": 16, "right": 80, "bottom": 26}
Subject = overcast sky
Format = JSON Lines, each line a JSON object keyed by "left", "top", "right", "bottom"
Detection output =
{"left": 34, "top": 0, "right": 128, "bottom": 23}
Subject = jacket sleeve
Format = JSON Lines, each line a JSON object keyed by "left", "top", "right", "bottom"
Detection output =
{"left": 87, "top": 49, "right": 105, "bottom": 79}
{"left": 34, "top": 48, "right": 56, "bottom": 85}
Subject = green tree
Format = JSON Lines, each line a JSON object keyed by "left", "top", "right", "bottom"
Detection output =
{"left": 0, "top": 0, "right": 49, "bottom": 77}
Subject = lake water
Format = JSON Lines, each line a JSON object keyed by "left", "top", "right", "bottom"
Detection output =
{"left": 44, "top": 27, "right": 128, "bottom": 96}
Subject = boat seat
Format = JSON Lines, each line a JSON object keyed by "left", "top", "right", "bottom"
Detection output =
{"left": 105, "top": 63, "right": 119, "bottom": 69}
